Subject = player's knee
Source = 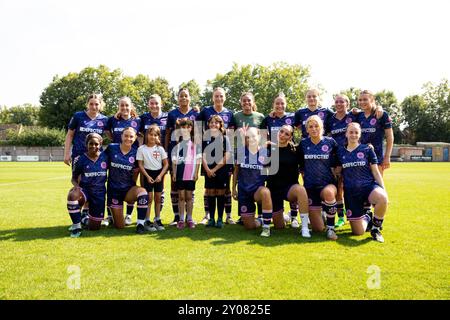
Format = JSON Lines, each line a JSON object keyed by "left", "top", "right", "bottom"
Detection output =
{"left": 242, "top": 215, "right": 257, "bottom": 230}
{"left": 322, "top": 189, "right": 336, "bottom": 202}
{"left": 89, "top": 220, "right": 101, "bottom": 230}
{"left": 272, "top": 211, "right": 285, "bottom": 229}
{"left": 68, "top": 190, "right": 80, "bottom": 202}
{"left": 292, "top": 185, "right": 307, "bottom": 200}
{"left": 352, "top": 228, "right": 365, "bottom": 236}
{"left": 260, "top": 187, "right": 271, "bottom": 198}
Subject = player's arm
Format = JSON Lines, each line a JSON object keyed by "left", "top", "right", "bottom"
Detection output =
{"left": 383, "top": 127, "right": 394, "bottom": 170}
{"left": 370, "top": 163, "right": 385, "bottom": 189}
{"left": 215, "top": 150, "right": 231, "bottom": 172}
{"left": 202, "top": 153, "right": 213, "bottom": 178}
{"left": 64, "top": 129, "right": 75, "bottom": 166}
{"left": 104, "top": 129, "right": 113, "bottom": 141}
{"left": 194, "top": 163, "right": 201, "bottom": 182}
{"left": 137, "top": 160, "right": 153, "bottom": 183}
{"left": 193, "top": 146, "right": 202, "bottom": 181}
{"left": 156, "top": 158, "right": 169, "bottom": 183}
{"left": 373, "top": 104, "right": 384, "bottom": 119}
{"left": 71, "top": 174, "right": 81, "bottom": 189}
{"left": 330, "top": 141, "right": 340, "bottom": 178}
{"left": 232, "top": 165, "right": 239, "bottom": 200}
{"left": 132, "top": 168, "right": 140, "bottom": 183}
{"left": 171, "top": 154, "right": 177, "bottom": 182}
{"left": 71, "top": 158, "right": 81, "bottom": 188}
{"left": 165, "top": 127, "right": 171, "bottom": 152}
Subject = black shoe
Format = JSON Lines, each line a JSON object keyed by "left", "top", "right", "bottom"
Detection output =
{"left": 365, "top": 220, "right": 373, "bottom": 232}
{"left": 80, "top": 214, "right": 89, "bottom": 228}
{"left": 70, "top": 228, "right": 82, "bottom": 238}
{"left": 155, "top": 219, "right": 165, "bottom": 231}
{"left": 370, "top": 228, "right": 384, "bottom": 243}
{"left": 136, "top": 223, "right": 145, "bottom": 234}
{"left": 144, "top": 220, "right": 157, "bottom": 232}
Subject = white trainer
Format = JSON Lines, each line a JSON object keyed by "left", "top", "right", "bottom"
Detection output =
{"left": 260, "top": 226, "right": 271, "bottom": 237}
{"left": 326, "top": 227, "right": 338, "bottom": 240}
{"left": 291, "top": 219, "right": 300, "bottom": 229}
{"left": 124, "top": 215, "right": 132, "bottom": 226}
{"left": 301, "top": 227, "right": 311, "bottom": 238}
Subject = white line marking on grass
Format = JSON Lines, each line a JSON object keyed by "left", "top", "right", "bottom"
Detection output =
{"left": 0, "top": 176, "right": 67, "bottom": 187}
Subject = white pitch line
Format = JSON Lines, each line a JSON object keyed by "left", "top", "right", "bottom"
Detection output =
{"left": 0, "top": 176, "right": 68, "bottom": 187}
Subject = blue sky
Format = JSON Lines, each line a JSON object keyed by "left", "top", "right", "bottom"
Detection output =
{"left": 0, "top": 0, "right": 449, "bottom": 107}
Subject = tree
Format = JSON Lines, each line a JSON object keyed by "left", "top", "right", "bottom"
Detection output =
{"left": 374, "top": 90, "right": 404, "bottom": 144}
{"left": 115, "top": 75, "right": 173, "bottom": 115}
{"left": 402, "top": 79, "right": 450, "bottom": 143}
{"left": 401, "top": 95, "right": 427, "bottom": 143}
{"left": 200, "top": 62, "right": 311, "bottom": 115}
{"left": 0, "top": 104, "right": 40, "bottom": 126}
{"left": 39, "top": 65, "right": 173, "bottom": 129}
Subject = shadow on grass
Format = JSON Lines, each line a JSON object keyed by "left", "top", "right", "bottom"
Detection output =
{"left": 0, "top": 223, "right": 376, "bottom": 247}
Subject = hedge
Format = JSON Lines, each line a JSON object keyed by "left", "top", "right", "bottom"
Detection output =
{"left": 1, "top": 127, "right": 66, "bottom": 147}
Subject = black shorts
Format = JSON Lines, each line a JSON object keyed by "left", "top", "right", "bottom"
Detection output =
{"left": 204, "top": 167, "right": 228, "bottom": 190}
{"left": 306, "top": 182, "right": 337, "bottom": 209}
{"left": 270, "top": 184, "right": 296, "bottom": 213}
{"left": 107, "top": 187, "right": 131, "bottom": 208}
{"left": 80, "top": 187, "right": 106, "bottom": 222}
{"left": 238, "top": 188, "right": 259, "bottom": 216}
{"left": 345, "top": 184, "right": 381, "bottom": 221}
{"left": 176, "top": 180, "right": 196, "bottom": 191}
{"left": 142, "top": 169, "right": 164, "bottom": 193}
{"left": 305, "top": 187, "right": 323, "bottom": 209}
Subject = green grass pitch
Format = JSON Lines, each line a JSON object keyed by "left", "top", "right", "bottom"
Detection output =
{"left": 0, "top": 162, "right": 449, "bottom": 299}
